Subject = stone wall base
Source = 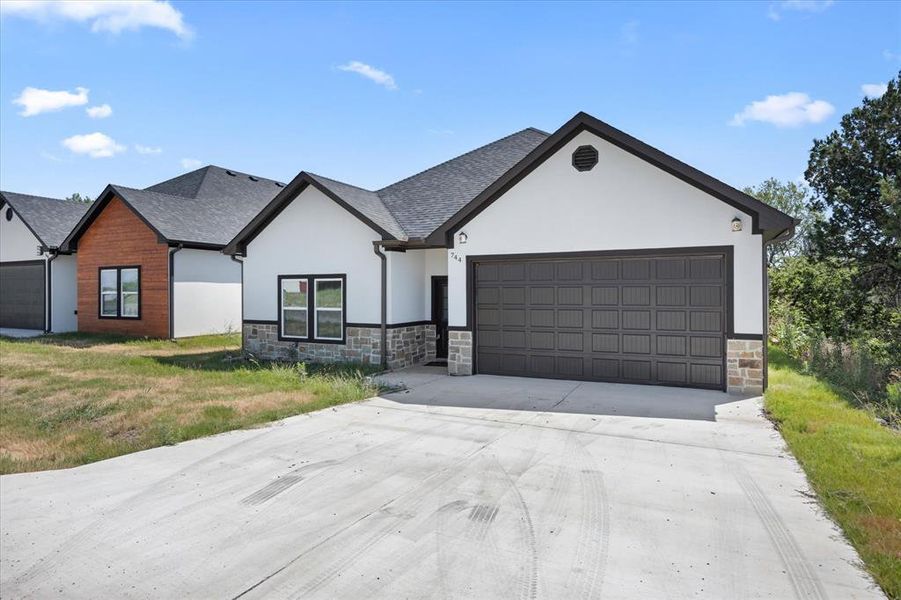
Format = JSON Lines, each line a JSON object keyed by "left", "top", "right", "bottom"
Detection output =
{"left": 727, "top": 339, "right": 764, "bottom": 394}
{"left": 448, "top": 330, "right": 473, "bottom": 375}
{"left": 243, "top": 322, "right": 435, "bottom": 370}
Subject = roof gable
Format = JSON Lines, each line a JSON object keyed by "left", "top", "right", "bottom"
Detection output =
{"left": 425, "top": 112, "right": 797, "bottom": 244}
{"left": 0, "top": 191, "right": 92, "bottom": 250}
{"left": 63, "top": 166, "right": 285, "bottom": 250}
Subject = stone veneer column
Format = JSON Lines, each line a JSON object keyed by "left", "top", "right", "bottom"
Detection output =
{"left": 448, "top": 330, "right": 473, "bottom": 375}
{"left": 727, "top": 339, "right": 764, "bottom": 394}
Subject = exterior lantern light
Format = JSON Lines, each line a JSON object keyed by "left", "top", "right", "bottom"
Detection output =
{"left": 458, "top": 231, "right": 468, "bottom": 244}
{"left": 731, "top": 217, "right": 742, "bottom": 232}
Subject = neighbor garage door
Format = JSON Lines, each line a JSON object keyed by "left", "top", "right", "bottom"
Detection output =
{"left": 0, "top": 261, "right": 45, "bottom": 330}
{"left": 474, "top": 251, "right": 728, "bottom": 390}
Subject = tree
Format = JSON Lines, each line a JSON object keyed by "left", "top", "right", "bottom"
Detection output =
{"left": 66, "top": 193, "right": 92, "bottom": 203}
{"left": 805, "top": 71, "right": 901, "bottom": 303}
{"left": 743, "top": 178, "right": 820, "bottom": 267}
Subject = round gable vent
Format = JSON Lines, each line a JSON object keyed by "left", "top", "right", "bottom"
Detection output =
{"left": 572, "top": 145, "right": 599, "bottom": 172}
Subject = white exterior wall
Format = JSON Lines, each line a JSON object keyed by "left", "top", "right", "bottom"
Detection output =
{"left": 243, "top": 186, "right": 382, "bottom": 324}
{"left": 387, "top": 250, "right": 425, "bottom": 323}
{"left": 448, "top": 129, "right": 764, "bottom": 334}
{"left": 173, "top": 248, "right": 242, "bottom": 337}
{"left": 0, "top": 208, "right": 42, "bottom": 262}
{"left": 49, "top": 254, "right": 78, "bottom": 332}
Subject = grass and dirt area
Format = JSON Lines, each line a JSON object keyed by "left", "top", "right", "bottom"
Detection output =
{"left": 0, "top": 332, "right": 381, "bottom": 475}
{"left": 765, "top": 346, "right": 901, "bottom": 599}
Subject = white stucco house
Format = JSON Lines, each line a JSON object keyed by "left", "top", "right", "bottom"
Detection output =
{"left": 0, "top": 191, "right": 91, "bottom": 333}
{"left": 225, "top": 112, "right": 796, "bottom": 393}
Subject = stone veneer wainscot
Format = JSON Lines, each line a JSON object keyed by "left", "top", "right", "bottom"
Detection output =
{"left": 727, "top": 339, "right": 764, "bottom": 394}
{"left": 448, "top": 330, "right": 473, "bottom": 375}
{"left": 243, "top": 322, "right": 435, "bottom": 370}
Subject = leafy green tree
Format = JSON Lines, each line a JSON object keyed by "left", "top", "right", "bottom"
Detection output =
{"left": 743, "top": 178, "right": 820, "bottom": 267}
{"left": 65, "top": 193, "right": 92, "bottom": 203}
{"left": 805, "top": 72, "right": 901, "bottom": 302}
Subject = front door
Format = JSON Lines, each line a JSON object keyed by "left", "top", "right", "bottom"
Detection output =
{"left": 432, "top": 276, "right": 449, "bottom": 359}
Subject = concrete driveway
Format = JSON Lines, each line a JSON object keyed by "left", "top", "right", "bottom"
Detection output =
{"left": 0, "top": 367, "right": 883, "bottom": 599}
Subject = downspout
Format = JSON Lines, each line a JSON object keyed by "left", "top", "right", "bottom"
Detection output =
{"left": 168, "top": 244, "right": 183, "bottom": 339}
{"left": 230, "top": 254, "right": 245, "bottom": 349}
{"left": 372, "top": 242, "right": 388, "bottom": 370}
{"left": 45, "top": 248, "right": 58, "bottom": 333}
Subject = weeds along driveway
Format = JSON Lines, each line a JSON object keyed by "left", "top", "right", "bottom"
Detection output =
{"left": 0, "top": 369, "right": 885, "bottom": 599}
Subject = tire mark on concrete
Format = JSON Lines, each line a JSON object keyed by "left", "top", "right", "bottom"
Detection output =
{"left": 567, "top": 434, "right": 610, "bottom": 600}
{"left": 734, "top": 467, "right": 827, "bottom": 600}
{"left": 498, "top": 460, "right": 539, "bottom": 600}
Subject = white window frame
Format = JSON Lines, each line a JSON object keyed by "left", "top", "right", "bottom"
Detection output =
{"left": 280, "top": 277, "right": 309, "bottom": 340}
{"left": 313, "top": 278, "right": 344, "bottom": 341}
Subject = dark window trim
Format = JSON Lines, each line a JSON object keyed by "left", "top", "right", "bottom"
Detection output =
{"left": 97, "top": 265, "right": 141, "bottom": 320}
{"left": 277, "top": 273, "right": 347, "bottom": 344}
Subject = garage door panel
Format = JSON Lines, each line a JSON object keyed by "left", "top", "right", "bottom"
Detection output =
{"left": 475, "top": 251, "right": 726, "bottom": 390}
{"left": 0, "top": 262, "right": 45, "bottom": 330}
{"left": 557, "top": 309, "right": 583, "bottom": 328}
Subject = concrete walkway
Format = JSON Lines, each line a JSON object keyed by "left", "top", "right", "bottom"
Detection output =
{"left": 0, "top": 328, "right": 43, "bottom": 338}
{"left": 0, "top": 367, "right": 884, "bottom": 599}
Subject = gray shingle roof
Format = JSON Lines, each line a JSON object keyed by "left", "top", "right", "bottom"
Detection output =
{"left": 307, "top": 173, "right": 407, "bottom": 240}
{"left": 376, "top": 128, "right": 549, "bottom": 239}
{"left": 117, "top": 165, "right": 284, "bottom": 246}
{"left": 0, "top": 191, "right": 92, "bottom": 249}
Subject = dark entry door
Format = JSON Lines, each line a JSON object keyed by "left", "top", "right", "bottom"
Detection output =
{"left": 0, "top": 261, "right": 46, "bottom": 330}
{"left": 432, "top": 276, "right": 449, "bottom": 358}
{"left": 473, "top": 251, "right": 727, "bottom": 390}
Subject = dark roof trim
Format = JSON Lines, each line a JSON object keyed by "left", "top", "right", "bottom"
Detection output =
{"left": 425, "top": 112, "right": 796, "bottom": 245}
{"left": 224, "top": 171, "right": 397, "bottom": 255}
{"left": 61, "top": 185, "right": 170, "bottom": 252}
{"left": 0, "top": 193, "right": 48, "bottom": 249}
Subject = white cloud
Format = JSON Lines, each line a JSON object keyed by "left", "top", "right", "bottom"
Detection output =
{"left": 0, "top": 1, "right": 192, "bottom": 39}
{"left": 180, "top": 158, "right": 202, "bottom": 170}
{"left": 135, "top": 144, "right": 162, "bottom": 155}
{"left": 767, "top": 0, "right": 834, "bottom": 20}
{"left": 61, "top": 132, "right": 125, "bottom": 158}
{"left": 861, "top": 83, "right": 888, "bottom": 98}
{"left": 86, "top": 103, "right": 112, "bottom": 118}
{"left": 730, "top": 92, "right": 835, "bottom": 127}
{"left": 13, "top": 86, "right": 88, "bottom": 116}
{"left": 338, "top": 61, "right": 397, "bottom": 90}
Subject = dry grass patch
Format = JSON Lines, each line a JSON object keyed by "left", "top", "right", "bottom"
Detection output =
{"left": 0, "top": 333, "right": 380, "bottom": 474}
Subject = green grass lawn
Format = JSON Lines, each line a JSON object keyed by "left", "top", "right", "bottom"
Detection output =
{"left": 0, "top": 333, "right": 380, "bottom": 475}
{"left": 765, "top": 346, "right": 901, "bottom": 599}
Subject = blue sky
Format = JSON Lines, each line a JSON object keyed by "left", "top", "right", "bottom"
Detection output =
{"left": 1, "top": 1, "right": 898, "bottom": 199}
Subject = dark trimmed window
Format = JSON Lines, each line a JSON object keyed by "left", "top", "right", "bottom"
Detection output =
{"left": 278, "top": 274, "right": 346, "bottom": 343}
{"left": 99, "top": 266, "right": 140, "bottom": 319}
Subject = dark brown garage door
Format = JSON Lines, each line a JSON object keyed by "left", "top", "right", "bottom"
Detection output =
{"left": 0, "top": 261, "right": 45, "bottom": 330}
{"left": 474, "top": 251, "right": 728, "bottom": 390}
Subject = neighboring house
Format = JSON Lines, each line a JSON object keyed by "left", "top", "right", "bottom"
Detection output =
{"left": 61, "top": 166, "right": 283, "bottom": 338}
{"left": 227, "top": 111, "right": 796, "bottom": 393}
{"left": 0, "top": 191, "right": 91, "bottom": 333}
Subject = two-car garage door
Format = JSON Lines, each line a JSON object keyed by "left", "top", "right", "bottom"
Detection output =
{"left": 0, "top": 261, "right": 45, "bottom": 330}
{"left": 474, "top": 250, "right": 728, "bottom": 390}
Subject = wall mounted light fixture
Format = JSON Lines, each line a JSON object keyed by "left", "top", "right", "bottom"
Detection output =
{"left": 731, "top": 217, "right": 743, "bottom": 232}
{"left": 458, "top": 231, "right": 468, "bottom": 244}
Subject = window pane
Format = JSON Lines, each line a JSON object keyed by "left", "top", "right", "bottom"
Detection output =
{"left": 100, "top": 269, "right": 117, "bottom": 293}
{"left": 316, "top": 310, "right": 342, "bottom": 339}
{"left": 283, "top": 309, "right": 307, "bottom": 337}
{"left": 101, "top": 293, "right": 117, "bottom": 316}
{"left": 282, "top": 279, "right": 308, "bottom": 308}
{"left": 316, "top": 280, "right": 342, "bottom": 309}
{"left": 120, "top": 269, "right": 139, "bottom": 293}
{"left": 121, "top": 293, "right": 138, "bottom": 317}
